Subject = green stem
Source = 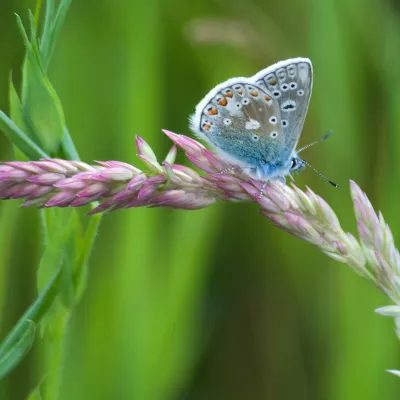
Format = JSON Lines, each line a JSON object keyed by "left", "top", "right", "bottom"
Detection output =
{"left": 43, "top": 310, "right": 71, "bottom": 400}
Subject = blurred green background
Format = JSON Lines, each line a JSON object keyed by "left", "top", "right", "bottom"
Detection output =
{"left": 1, "top": 0, "right": 400, "bottom": 399}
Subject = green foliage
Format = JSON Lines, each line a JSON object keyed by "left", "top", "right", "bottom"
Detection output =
{"left": 0, "top": 1, "right": 101, "bottom": 397}
{"left": 0, "top": 320, "right": 35, "bottom": 381}
{"left": 0, "top": 0, "right": 400, "bottom": 399}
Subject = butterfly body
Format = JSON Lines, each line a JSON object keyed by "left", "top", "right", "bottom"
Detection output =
{"left": 190, "top": 58, "right": 312, "bottom": 181}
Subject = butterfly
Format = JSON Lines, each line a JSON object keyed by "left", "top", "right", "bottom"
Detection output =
{"left": 190, "top": 58, "right": 336, "bottom": 186}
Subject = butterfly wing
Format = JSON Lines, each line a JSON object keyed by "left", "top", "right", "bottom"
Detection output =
{"left": 251, "top": 58, "right": 312, "bottom": 156}
{"left": 190, "top": 77, "right": 287, "bottom": 172}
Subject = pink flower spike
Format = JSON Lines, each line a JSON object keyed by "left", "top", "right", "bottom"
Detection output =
{"left": 54, "top": 178, "right": 87, "bottom": 190}
{"left": 10, "top": 183, "right": 38, "bottom": 199}
{"left": 183, "top": 196, "right": 216, "bottom": 210}
{"left": 261, "top": 211, "right": 292, "bottom": 230}
{"left": 0, "top": 165, "right": 14, "bottom": 173}
{"left": 357, "top": 219, "right": 373, "bottom": 245}
{"left": 0, "top": 170, "right": 31, "bottom": 182}
{"left": 137, "top": 176, "right": 166, "bottom": 199}
{"left": 334, "top": 240, "right": 348, "bottom": 255}
{"left": 248, "top": 179, "right": 266, "bottom": 191}
{"left": 162, "top": 129, "right": 181, "bottom": 143}
{"left": 316, "top": 196, "right": 341, "bottom": 231}
{"left": 203, "top": 150, "right": 230, "bottom": 171}
{"left": 113, "top": 189, "right": 136, "bottom": 202}
{"left": 151, "top": 190, "right": 186, "bottom": 205}
{"left": 27, "top": 173, "right": 65, "bottom": 185}
{"left": 49, "top": 159, "right": 79, "bottom": 173}
{"left": 127, "top": 174, "right": 146, "bottom": 190}
{"left": 353, "top": 198, "right": 368, "bottom": 223}
{"left": 163, "top": 162, "right": 174, "bottom": 181}
{"left": 186, "top": 154, "right": 217, "bottom": 174}
{"left": 136, "top": 136, "right": 158, "bottom": 161}
{"left": 70, "top": 161, "right": 96, "bottom": 171}
{"left": 33, "top": 160, "right": 67, "bottom": 174}
{"left": 239, "top": 181, "right": 260, "bottom": 199}
{"left": 265, "top": 186, "right": 290, "bottom": 211}
{"left": 138, "top": 154, "right": 164, "bottom": 173}
{"left": 87, "top": 200, "right": 115, "bottom": 215}
{"left": 100, "top": 160, "right": 141, "bottom": 172}
{"left": 350, "top": 180, "right": 365, "bottom": 204}
{"left": 70, "top": 196, "right": 99, "bottom": 207}
{"left": 94, "top": 167, "right": 134, "bottom": 182}
{"left": 0, "top": 182, "right": 14, "bottom": 198}
{"left": 226, "top": 191, "right": 252, "bottom": 201}
{"left": 2, "top": 183, "right": 26, "bottom": 199}
{"left": 27, "top": 186, "right": 53, "bottom": 200}
{"left": 4, "top": 161, "right": 44, "bottom": 174}
{"left": 209, "top": 173, "right": 240, "bottom": 184}
{"left": 163, "top": 130, "right": 205, "bottom": 155}
{"left": 22, "top": 198, "right": 49, "bottom": 208}
{"left": 77, "top": 182, "right": 108, "bottom": 198}
{"left": 45, "top": 191, "right": 76, "bottom": 207}
{"left": 125, "top": 197, "right": 148, "bottom": 209}
{"left": 285, "top": 212, "right": 302, "bottom": 230}
{"left": 256, "top": 195, "right": 281, "bottom": 213}
{"left": 214, "top": 181, "right": 243, "bottom": 192}
{"left": 172, "top": 165, "right": 201, "bottom": 180}
{"left": 165, "top": 145, "right": 177, "bottom": 165}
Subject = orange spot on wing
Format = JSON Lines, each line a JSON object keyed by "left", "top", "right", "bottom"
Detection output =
{"left": 265, "top": 95, "right": 271, "bottom": 101}
{"left": 219, "top": 98, "right": 227, "bottom": 106}
{"left": 237, "top": 89, "right": 243, "bottom": 95}
{"left": 208, "top": 107, "right": 218, "bottom": 115}
{"left": 269, "top": 79, "right": 277, "bottom": 85}
{"left": 225, "top": 91, "right": 233, "bottom": 98}
{"left": 250, "top": 90, "right": 259, "bottom": 97}
{"left": 203, "top": 123, "right": 211, "bottom": 131}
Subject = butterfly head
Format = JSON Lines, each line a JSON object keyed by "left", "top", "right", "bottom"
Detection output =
{"left": 290, "top": 155, "right": 306, "bottom": 174}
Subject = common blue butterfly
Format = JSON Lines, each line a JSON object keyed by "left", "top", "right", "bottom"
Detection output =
{"left": 190, "top": 58, "right": 336, "bottom": 186}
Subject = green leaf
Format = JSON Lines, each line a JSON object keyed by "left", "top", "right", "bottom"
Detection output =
{"left": 37, "top": 209, "right": 75, "bottom": 293}
{"left": 0, "top": 110, "right": 49, "bottom": 160}
{"left": 27, "top": 387, "right": 43, "bottom": 400}
{"left": 15, "top": 13, "right": 66, "bottom": 154}
{"left": 9, "top": 76, "right": 43, "bottom": 148}
{"left": 0, "top": 261, "right": 63, "bottom": 360}
{"left": 37, "top": 209, "right": 83, "bottom": 309}
{"left": 73, "top": 212, "right": 102, "bottom": 303}
{"left": 41, "top": 0, "right": 73, "bottom": 70}
{"left": 40, "top": 0, "right": 56, "bottom": 69}
{"left": 60, "top": 210, "right": 82, "bottom": 308}
{"left": 61, "top": 127, "right": 80, "bottom": 161}
{"left": 0, "top": 320, "right": 36, "bottom": 380}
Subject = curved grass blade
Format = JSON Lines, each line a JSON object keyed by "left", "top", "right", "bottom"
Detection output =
{"left": 0, "top": 320, "right": 36, "bottom": 380}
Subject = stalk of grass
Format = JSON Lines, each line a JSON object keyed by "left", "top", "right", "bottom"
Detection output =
{"left": 0, "top": 2, "right": 102, "bottom": 398}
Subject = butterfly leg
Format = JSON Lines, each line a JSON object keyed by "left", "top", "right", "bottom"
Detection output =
{"left": 217, "top": 165, "right": 239, "bottom": 175}
{"left": 258, "top": 182, "right": 268, "bottom": 199}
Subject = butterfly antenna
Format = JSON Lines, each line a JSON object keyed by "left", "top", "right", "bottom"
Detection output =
{"left": 298, "top": 131, "right": 333, "bottom": 153}
{"left": 301, "top": 159, "right": 338, "bottom": 188}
